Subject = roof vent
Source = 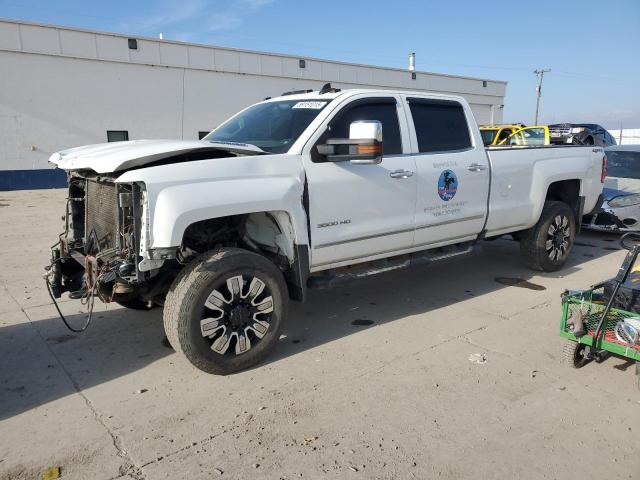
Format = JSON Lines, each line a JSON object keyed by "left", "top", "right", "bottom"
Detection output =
{"left": 408, "top": 52, "right": 416, "bottom": 71}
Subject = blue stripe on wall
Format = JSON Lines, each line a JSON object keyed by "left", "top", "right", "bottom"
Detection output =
{"left": 0, "top": 169, "right": 67, "bottom": 191}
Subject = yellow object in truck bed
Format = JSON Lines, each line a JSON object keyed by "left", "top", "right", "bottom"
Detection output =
{"left": 479, "top": 124, "right": 525, "bottom": 146}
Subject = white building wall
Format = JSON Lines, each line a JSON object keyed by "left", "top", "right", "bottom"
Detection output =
{"left": 608, "top": 129, "right": 640, "bottom": 145}
{"left": 0, "top": 19, "right": 506, "bottom": 188}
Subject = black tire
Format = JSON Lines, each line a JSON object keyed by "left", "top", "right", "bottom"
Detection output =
{"left": 519, "top": 201, "right": 576, "bottom": 272}
{"left": 562, "top": 341, "right": 589, "bottom": 368}
{"left": 163, "top": 248, "right": 288, "bottom": 375}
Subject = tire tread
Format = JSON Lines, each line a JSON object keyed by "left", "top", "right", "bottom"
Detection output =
{"left": 163, "top": 248, "right": 287, "bottom": 374}
{"left": 519, "top": 201, "right": 575, "bottom": 272}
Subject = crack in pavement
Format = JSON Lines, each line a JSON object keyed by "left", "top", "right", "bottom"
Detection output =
{"left": 353, "top": 323, "right": 493, "bottom": 379}
{"left": 136, "top": 412, "right": 252, "bottom": 471}
{"left": 15, "top": 294, "right": 145, "bottom": 480}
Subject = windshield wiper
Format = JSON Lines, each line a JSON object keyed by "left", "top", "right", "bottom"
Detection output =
{"left": 205, "top": 140, "right": 268, "bottom": 154}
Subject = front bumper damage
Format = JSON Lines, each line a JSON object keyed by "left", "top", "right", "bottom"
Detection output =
{"left": 45, "top": 174, "right": 159, "bottom": 304}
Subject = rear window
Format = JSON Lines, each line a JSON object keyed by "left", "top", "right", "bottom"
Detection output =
{"left": 407, "top": 98, "right": 472, "bottom": 153}
{"left": 606, "top": 150, "right": 640, "bottom": 179}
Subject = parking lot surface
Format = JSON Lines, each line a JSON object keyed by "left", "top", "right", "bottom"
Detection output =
{"left": 1, "top": 189, "right": 638, "bottom": 480}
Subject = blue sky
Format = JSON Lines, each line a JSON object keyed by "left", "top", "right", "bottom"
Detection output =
{"left": 2, "top": 0, "right": 639, "bottom": 128}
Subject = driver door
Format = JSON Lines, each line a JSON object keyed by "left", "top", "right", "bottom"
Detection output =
{"left": 303, "top": 95, "right": 417, "bottom": 270}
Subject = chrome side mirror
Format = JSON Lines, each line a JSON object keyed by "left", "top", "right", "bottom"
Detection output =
{"left": 316, "top": 120, "right": 383, "bottom": 164}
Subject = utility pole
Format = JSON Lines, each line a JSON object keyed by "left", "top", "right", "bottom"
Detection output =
{"left": 533, "top": 68, "right": 551, "bottom": 125}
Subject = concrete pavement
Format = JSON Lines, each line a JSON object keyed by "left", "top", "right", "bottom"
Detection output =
{"left": 0, "top": 189, "right": 638, "bottom": 479}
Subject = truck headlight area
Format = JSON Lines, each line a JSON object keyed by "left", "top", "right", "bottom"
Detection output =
{"left": 607, "top": 194, "right": 640, "bottom": 208}
{"left": 47, "top": 176, "right": 150, "bottom": 301}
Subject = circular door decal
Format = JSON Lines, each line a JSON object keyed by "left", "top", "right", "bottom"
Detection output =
{"left": 437, "top": 170, "right": 458, "bottom": 201}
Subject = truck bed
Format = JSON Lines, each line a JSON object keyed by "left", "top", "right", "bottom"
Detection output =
{"left": 483, "top": 145, "right": 604, "bottom": 237}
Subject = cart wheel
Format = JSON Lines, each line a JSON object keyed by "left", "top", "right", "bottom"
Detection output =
{"left": 562, "top": 341, "right": 590, "bottom": 368}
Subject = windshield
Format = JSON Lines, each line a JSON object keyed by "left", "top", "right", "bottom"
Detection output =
{"left": 606, "top": 150, "right": 640, "bottom": 179}
{"left": 204, "top": 100, "right": 330, "bottom": 154}
{"left": 480, "top": 129, "right": 498, "bottom": 146}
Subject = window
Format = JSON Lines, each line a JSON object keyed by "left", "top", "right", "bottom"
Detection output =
{"left": 407, "top": 99, "right": 471, "bottom": 153}
{"left": 604, "top": 151, "right": 640, "bottom": 179}
{"left": 107, "top": 130, "right": 129, "bottom": 142}
{"left": 480, "top": 129, "right": 498, "bottom": 146}
{"left": 497, "top": 128, "right": 514, "bottom": 143}
{"left": 204, "top": 99, "right": 329, "bottom": 154}
{"left": 504, "top": 127, "right": 547, "bottom": 146}
{"left": 198, "top": 131, "right": 210, "bottom": 140}
{"left": 313, "top": 99, "right": 402, "bottom": 162}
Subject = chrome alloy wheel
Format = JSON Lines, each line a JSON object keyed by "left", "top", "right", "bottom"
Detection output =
{"left": 200, "top": 275, "right": 274, "bottom": 355}
{"left": 546, "top": 214, "right": 571, "bottom": 261}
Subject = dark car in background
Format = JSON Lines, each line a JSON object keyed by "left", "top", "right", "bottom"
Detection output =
{"left": 583, "top": 145, "right": 640, "bottom": 232}
{"left": 549, "top": 123, "right": 617, "bottom": 147}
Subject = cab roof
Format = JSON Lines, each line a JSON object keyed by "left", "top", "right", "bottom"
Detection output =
{"left": 262, "top": 85, "right": 468, "bottom": 104}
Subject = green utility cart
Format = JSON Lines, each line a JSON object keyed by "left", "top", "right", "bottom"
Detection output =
{"left": 560, "top": 233, "right": 640, "bottom": 390}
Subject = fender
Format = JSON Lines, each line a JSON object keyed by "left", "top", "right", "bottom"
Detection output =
{"left": 116, "top": 153, "right": 310, "bottom": 249}
{"left": 529, "top": 151, "right": 601, "bottom": 224}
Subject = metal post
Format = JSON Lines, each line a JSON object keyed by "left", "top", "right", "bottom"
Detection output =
{"left": 533, "top": 69, "right": 551, "bottom": 125}
{"left": 619, "top": 122, "right": 623, "bottom": 144}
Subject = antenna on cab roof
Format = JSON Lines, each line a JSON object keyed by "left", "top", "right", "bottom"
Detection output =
{"left": 319, "top": 83, "right": 341, "bottom": 95}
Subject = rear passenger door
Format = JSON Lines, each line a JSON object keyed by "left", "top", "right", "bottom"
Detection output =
{"left": 403, "top": 96, "right": 490, "bottom": 247}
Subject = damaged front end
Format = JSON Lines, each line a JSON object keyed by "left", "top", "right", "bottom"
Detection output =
{"left": 46, "top": 172, "right": 166, "bottom": 307}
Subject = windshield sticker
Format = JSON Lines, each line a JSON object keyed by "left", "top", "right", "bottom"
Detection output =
{"left": 292, "top": 101, "right": 326, "bottom": 110}
{"left": 438, "top": 170, "right": 458, "bottom": 201}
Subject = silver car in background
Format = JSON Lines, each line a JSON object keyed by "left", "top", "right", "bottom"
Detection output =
{"left": 584, "top": 145, "right": 640, "bottom": 232}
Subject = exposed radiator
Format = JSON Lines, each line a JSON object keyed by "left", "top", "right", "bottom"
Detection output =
{"left": 84, "top": 179, "right": 118, "bottom": 254}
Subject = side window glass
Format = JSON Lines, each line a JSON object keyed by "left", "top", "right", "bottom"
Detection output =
{"left": 505, "top": 132, "right": 522, "bottom": 146}
{"left": 313, "top": 100, "right": 402, "bottom": 163}
{"left": 497, "top": 128, "right": 512, "bottom": 142}
{"left": 407, "top": 99, "right": 472, "bottom": 153}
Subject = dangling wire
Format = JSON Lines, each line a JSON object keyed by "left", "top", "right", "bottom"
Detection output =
{"left": 44, "top": 257, "right": 99, "bottom": 333}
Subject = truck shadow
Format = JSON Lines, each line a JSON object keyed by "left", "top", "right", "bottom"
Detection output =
{"left": 0, "top": 230, "right": 624, "bottom": 420}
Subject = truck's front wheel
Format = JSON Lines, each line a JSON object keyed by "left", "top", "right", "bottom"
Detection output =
{"left": 163, "top": 248, "right": 288, "bottom": 374}
{"left": 519, "top": 201, "right": 576, "bottom": 272}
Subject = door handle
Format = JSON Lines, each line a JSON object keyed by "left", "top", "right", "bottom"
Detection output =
{"left": 467, "top": 163, "right": 487, "bottom": 172}
{"left": 390, "top": 169, "right": 414, "bottom": 179}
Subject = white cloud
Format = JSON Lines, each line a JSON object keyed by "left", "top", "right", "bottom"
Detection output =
{"left": 124, "top": 0, "right": 275, "bottom": 36}
{"left": 205, "top": 0, "right": 275, "bottom": 32}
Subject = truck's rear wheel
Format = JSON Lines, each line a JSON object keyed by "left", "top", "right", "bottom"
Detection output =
{"left": 163, "top": 248, "right": 288, "bottom": 375}
{"left": 519, "top": 201, "right": 576, "bottom": 272}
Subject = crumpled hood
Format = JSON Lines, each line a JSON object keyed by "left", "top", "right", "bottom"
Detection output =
{"left": 48, "top": 139, "right": 264, "bottom": 174}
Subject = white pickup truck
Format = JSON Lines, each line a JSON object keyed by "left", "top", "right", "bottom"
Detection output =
{"left": 47, "top": 85, "right": 605, "bottom": 374}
